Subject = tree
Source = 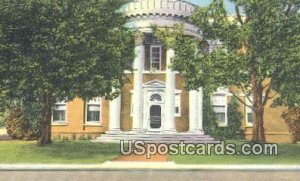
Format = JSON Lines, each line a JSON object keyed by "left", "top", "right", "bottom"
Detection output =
{"left": 155, "top": 0, "right": 300, "bottom": 142}
{"left": 0, "top": 0, "right": 135, "bottom": 145}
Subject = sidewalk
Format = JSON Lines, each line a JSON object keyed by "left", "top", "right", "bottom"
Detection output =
{"left": 114, "top": 153, "right": 169, "bottom": 162}
{"left": 0, "top": 162, "right": 300, "bottom": 171}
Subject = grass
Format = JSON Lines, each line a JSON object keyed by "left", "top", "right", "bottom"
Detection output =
{"left": 170, "top": 140, "right": 300, "bottom": 164}
{"left": 0, "top": 141, "right": 120, "bottom": 164}
{"left": 1, "top": 140, "right": 299, "bottom": 165}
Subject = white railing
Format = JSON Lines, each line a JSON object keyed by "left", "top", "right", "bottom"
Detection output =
{"left": 123, "top": 0, "right": 195, "bottom": 17}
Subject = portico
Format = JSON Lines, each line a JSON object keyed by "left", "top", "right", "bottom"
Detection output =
{"left": 98, "top": 0, "right": 209, "bottom": 142}
{"left": 107, "top": 44, "right": 204, "bottom": 135}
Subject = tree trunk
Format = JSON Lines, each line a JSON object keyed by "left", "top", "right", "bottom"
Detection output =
{"left": 251, "top": 76, "right": 266, "bottom": 143}
{"left": 252, "top": 100, "right": 266, "bottom": 143}
{"left": 37, "top": 92, "right": 53, "bottom": 146}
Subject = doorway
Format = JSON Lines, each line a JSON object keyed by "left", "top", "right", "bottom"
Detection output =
{"left": 149, "top": 105, "right": 162, "bottom": 129}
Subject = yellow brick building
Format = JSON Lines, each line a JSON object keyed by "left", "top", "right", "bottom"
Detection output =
{"left": 51, "top": 0, "right": 292, "bottom": 143}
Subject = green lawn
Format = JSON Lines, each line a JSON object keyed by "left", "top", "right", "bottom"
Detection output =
{"left": 1, "top": 140, "right": 299, "bottom": 165}
{"left": 0, "top": 141, "right": 120, "bottom": 164}
{"left": 170, "top": 140, "right": 300, "bottom": 164}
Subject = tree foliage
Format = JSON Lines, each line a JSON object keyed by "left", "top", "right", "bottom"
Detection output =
{"left": 0, "top": 0, "right": 135, "bottom": 145}
{"left": 155, "top": 0, "right": 300, "bottom": 142}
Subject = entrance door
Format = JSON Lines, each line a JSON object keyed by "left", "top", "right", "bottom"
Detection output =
{"left": 149, "top": 105, "right": 162, "bottom": 129}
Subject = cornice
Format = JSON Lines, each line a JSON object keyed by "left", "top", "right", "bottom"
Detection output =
{"left": 123, "top": 0, "right": 195, "bottom": 19}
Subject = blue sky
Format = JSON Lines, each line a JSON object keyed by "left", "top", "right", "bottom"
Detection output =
{"left": 187, "top": 0, "right": 236, "bottom": 14}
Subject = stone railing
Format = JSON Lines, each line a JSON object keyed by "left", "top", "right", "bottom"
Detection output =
{"left": 124, "top": 0, "right": 195, "bottom": 18}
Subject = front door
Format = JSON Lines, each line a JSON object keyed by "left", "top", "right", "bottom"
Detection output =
{"left": 143, "top": 91, "right": 164, "bottom": 132}
{"left": 149, "top": 105, "right": 162, "bottom": 129}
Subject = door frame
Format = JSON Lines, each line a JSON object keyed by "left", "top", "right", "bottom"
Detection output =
{"left": 148, "top": 103, "right": 163, "bottom": 132}
{"left": 143, "top": 90, "right": 165, "bottom": 132}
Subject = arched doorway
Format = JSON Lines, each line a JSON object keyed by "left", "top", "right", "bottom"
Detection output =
{"left": 147, "top": 93, "right": 164, "bottom": 131}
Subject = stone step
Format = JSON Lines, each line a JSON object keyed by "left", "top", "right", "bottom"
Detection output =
{"left": 97, "top": 137, "right": 215, "bottom": 142}
{"left": 97, "top": 134, "right": 214, "bottom": 138}
{"left": 97, "top": 136, "right": 213, "bottom": 140}
{"left": 94, "top": 133, "right": 218, "bottom": 144}
{"left": 98, "top": 133, "right": 211, "bottom": 138}
{"left": 93, "top": 140, "right": 220, "bottom": 144}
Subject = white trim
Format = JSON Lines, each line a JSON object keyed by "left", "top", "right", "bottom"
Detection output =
{"left": 52, "top": 101, "right": 67, "bottom": 125}
{"left": 145, "top": 90, "right": 165, "bottom": 132}
{"left": 150, "top": 45, "right": 162, "bottom": 71}
{"left": 131, "top": 81, "right": 182, "bottom": 120}
{"left": 143, "top": 80, "right": 166, "bottom": 88}
{"left": 85, "top": 97, "right": 102, "bottom": 125}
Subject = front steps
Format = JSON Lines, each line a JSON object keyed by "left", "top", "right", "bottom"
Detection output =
{"left": 93, "top": 132, "right": 219, "bottom": 144}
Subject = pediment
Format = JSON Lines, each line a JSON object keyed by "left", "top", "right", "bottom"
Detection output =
{"left": 143, "top": 80, "right": 166, "bottom": 88}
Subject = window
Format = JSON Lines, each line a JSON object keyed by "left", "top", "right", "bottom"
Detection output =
{"left": 86, "top": 98, "right": 101, "bottom": 123}
{"left": 53, "top": 102, "right": 67, "bottom": 123}
{"left": 246, "top": 96, "right": 253, "bottom": 126}
{"left": 212, "top": 94, "right": 227, "bottom": 126}
{"left": 150, "top": 45, "right": 161, "bottom": 70}
{"left": 150, "top": 94, "right": 162, "bottom": 102}
{"left": 175, "top": 93, "right": 181, "bottom": 117}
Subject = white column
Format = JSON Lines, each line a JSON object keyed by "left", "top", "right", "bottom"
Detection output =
{"left": 107, "top": 94, "right": 121, "bottom": 133}
{"left": 131, "top": 44, "right": 145, "bottom": 132}
{"left": 163, "top": 49, "right": 176, "bottom": 133}
{"left": 189, "top": 90, "right": 199, "bottom": 133}
{"left": 189, "top": 88, "right": 204, "bottom": 134}
{"left": 197, "top": 87, "right": 204, "bottom": 134}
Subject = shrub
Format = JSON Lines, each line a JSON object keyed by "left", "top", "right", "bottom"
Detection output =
{"left": 78, "top": 135, "right": 86, "bottom": 141}
{"left": 71, "top": 134, "right": 77, "bottom": 141}
{"left": 282, "top": 106, "right": 300, "bottom": 143}
{"left": 203, "top": 94, "right": 219, "bottom": 136}
{"left": 57, "top": 134, "right": 62, "bottom": 141}
{"left": 87, "top": 134, "right": 92, "bottom": 140}
{"left": 203, "top": 93, "right": 243, "bottom": 140}
{"left": 222, "top": 97, "right": 243, "bottom": 139}
{"left": 62, "top": 136, "right": 69, "bottom": 141}
{"left": 4, "top": 104, "right": 40, "bottom": 140}
{"left": 0, "top": 114, "right": 5, "bottom": 127}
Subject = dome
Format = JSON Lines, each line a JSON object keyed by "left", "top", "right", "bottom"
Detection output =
{"left": 123, "top": 0, "right": 202, "bottom": 39}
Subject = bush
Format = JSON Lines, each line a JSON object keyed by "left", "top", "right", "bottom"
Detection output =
{"left": 203, "top": 93, "right": 243, "bottom": 140}
{"left": 221, "top": 97, "right": 243, "bottom": 139}
{"left": 203, "top": 94, "right": 219, "bottom": 136}
{"left": 0, "top": 114, "right": 5, "bottom": 127}
{"left": 71, "top": 134, "right": 77, "bottom": 141}
{"left": 282, "top": 106, "right": 300, "bottom": 143}
{"left": 78, "top": 135, "right": 86, "bottom": 140}
{"left": 4, "top": 104, "right": 40, "bottom": 140}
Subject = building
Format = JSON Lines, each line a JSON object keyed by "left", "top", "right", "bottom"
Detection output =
{"left": 51, "top": 0, "right": 292, "bottom": 143}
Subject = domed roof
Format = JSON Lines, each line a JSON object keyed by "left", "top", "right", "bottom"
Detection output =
{"left": 123, "top": 0, "right": 202, "bottom": 39}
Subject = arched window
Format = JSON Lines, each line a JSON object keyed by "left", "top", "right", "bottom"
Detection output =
{"left": 150, "top": 94, "right": 162, "bottom": 102}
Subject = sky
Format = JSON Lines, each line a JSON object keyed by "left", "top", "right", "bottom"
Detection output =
{"left": 187, "top": 0, "right": 236, "bottom": 14}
